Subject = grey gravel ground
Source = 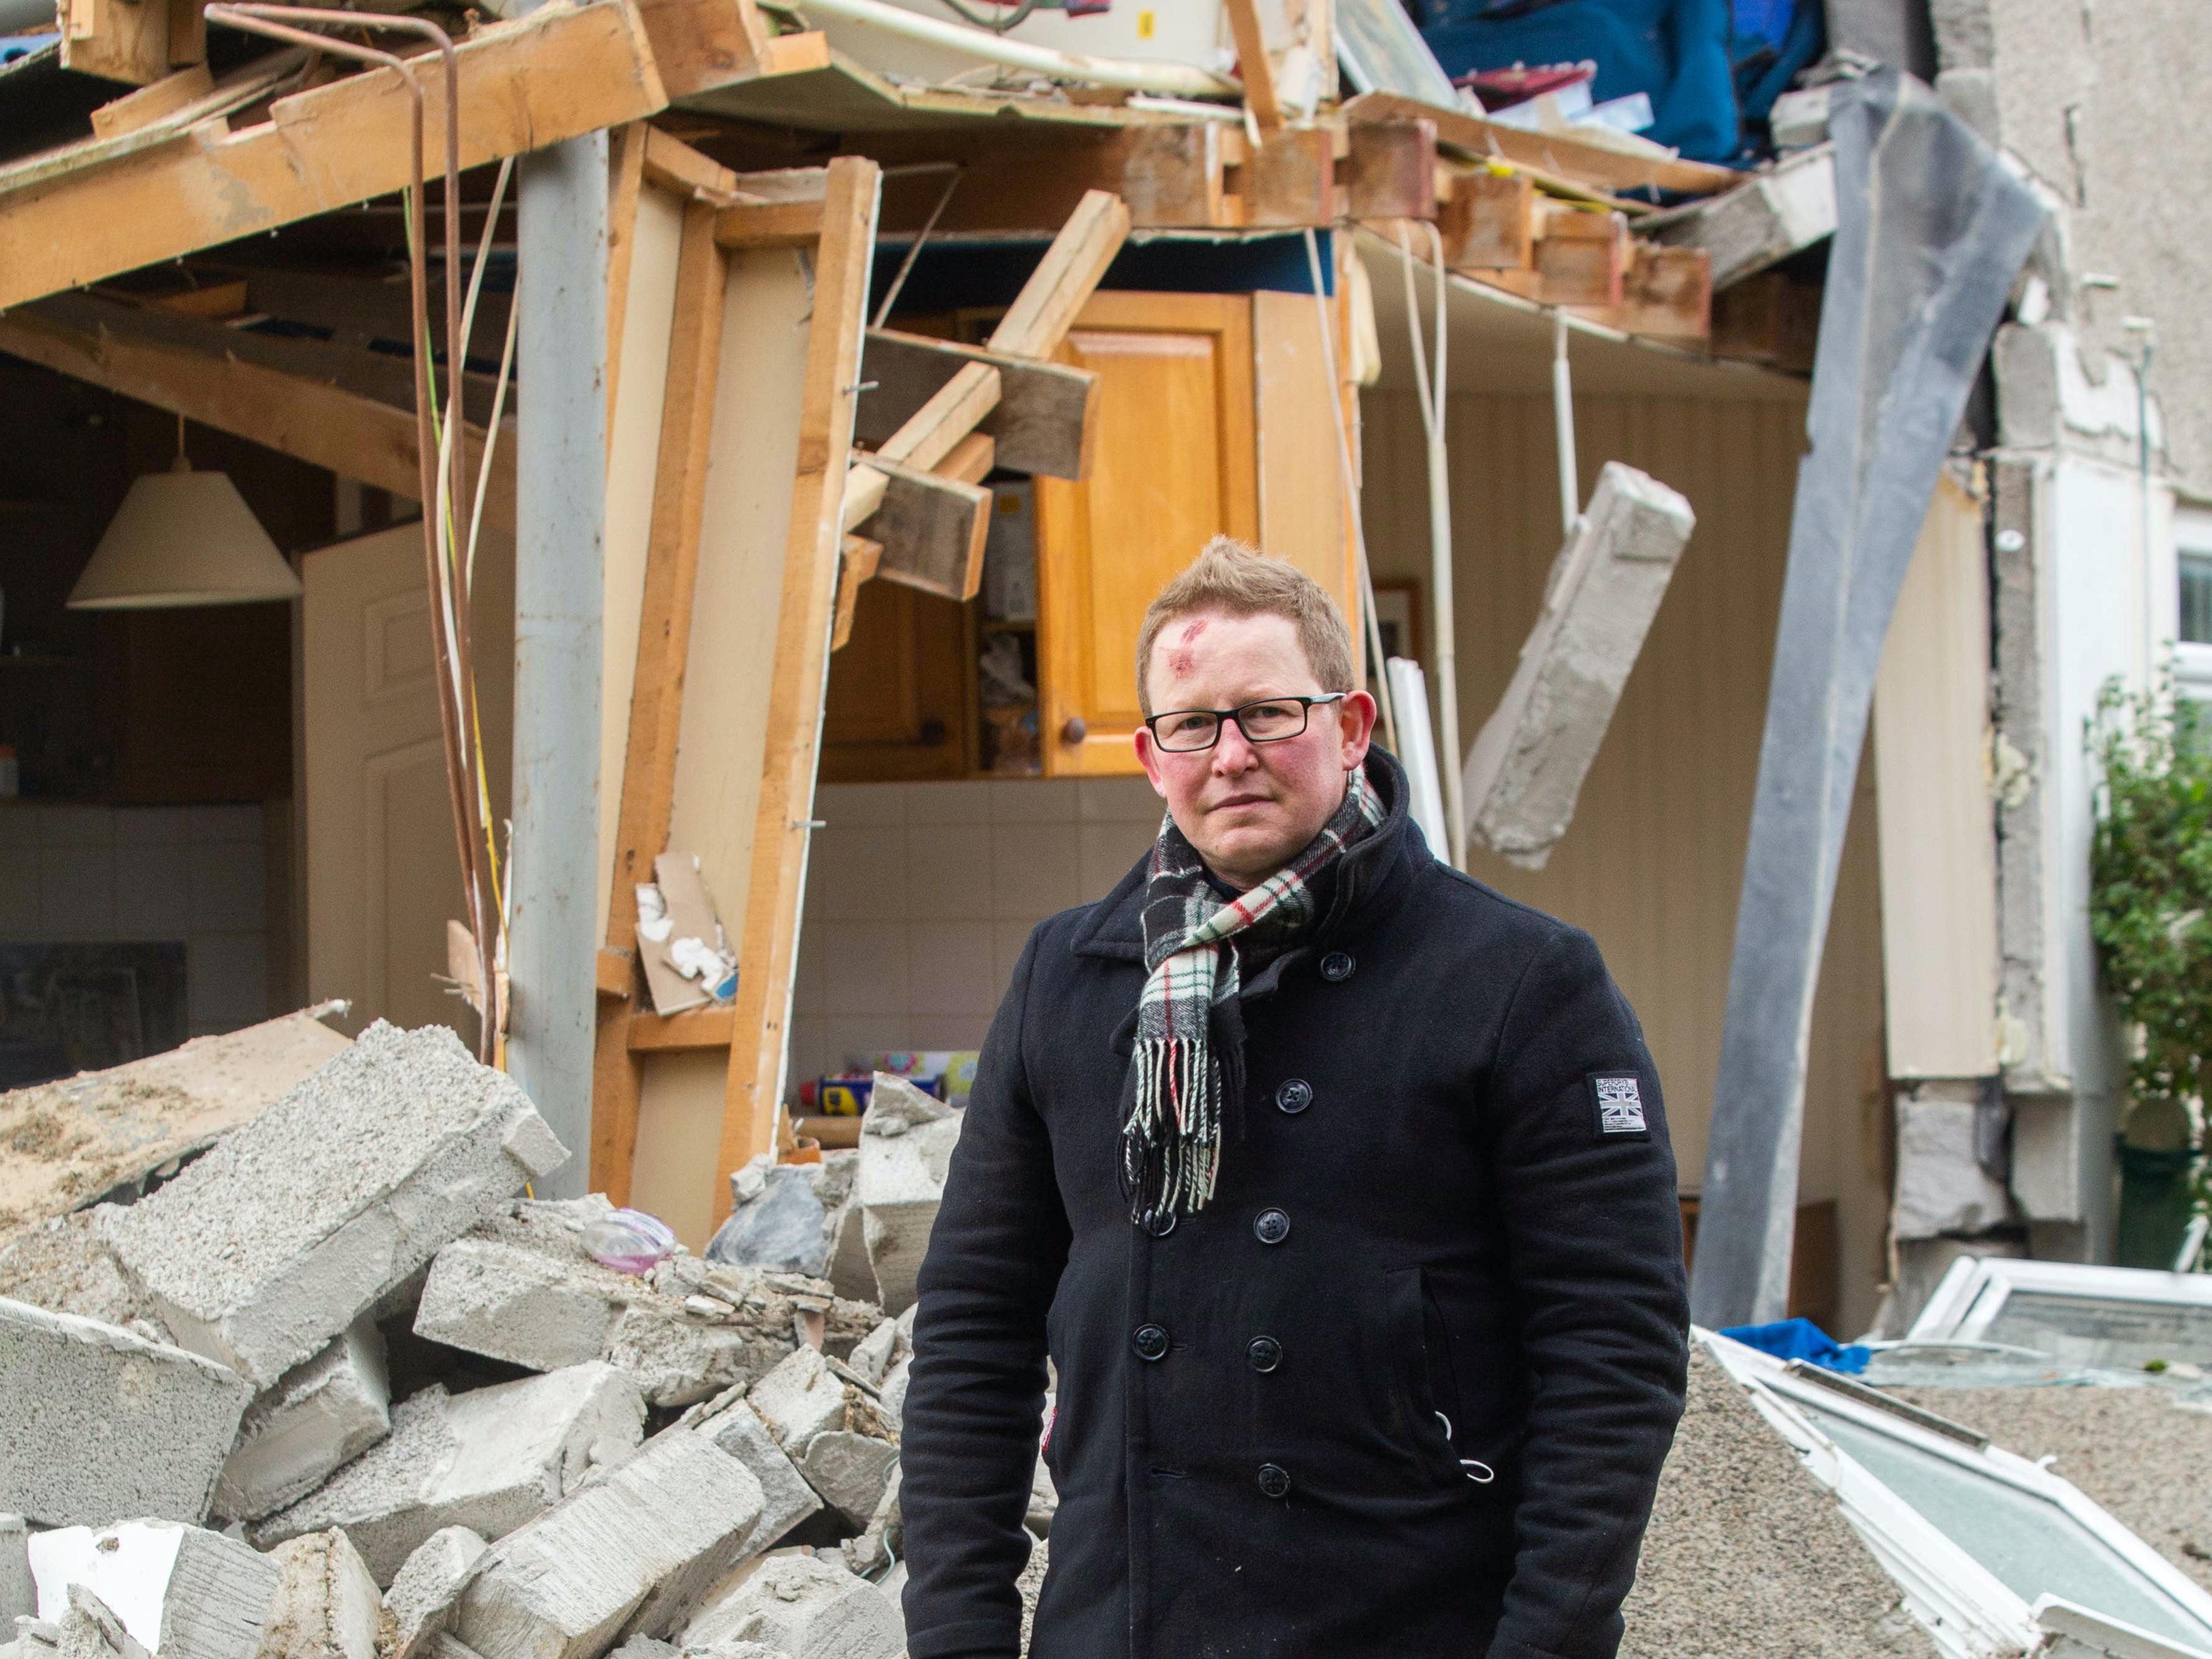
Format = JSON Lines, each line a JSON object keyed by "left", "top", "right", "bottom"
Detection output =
{"left": 1893, "top": 1384, "right": 2212, "bottom": 1595}
{"left": 1019, "top": 1535, "right": 1046, "bottom": 1656}
{"left": 1619, "top": 1346, "right": 1939, "bottom": 1658}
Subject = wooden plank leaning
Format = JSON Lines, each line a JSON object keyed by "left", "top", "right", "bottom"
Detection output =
{"left": 711, "top": 155, "right": 884, "bottom": 1223}
{"left": 588, "top": 194, "right": 732, "bottom": 1204}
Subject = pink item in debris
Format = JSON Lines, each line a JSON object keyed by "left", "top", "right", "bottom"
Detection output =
{"left": 583, "top": 1207, "right": 679, "bottom": 1275}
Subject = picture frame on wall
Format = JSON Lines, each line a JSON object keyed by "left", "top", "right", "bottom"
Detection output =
{"left": 1371, "top": 578, "right": 1424, "bottom": 666}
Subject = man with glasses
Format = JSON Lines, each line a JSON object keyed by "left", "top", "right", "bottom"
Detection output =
{"left": 899, "top": 538, "right": 1689, "bottom": 1659}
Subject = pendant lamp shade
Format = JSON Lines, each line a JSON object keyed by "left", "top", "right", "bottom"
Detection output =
{"left": 68, "top": 458, "right": 303, "bottom": 610}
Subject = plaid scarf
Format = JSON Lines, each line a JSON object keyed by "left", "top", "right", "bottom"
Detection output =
{"left": 1121, "top": 765, "right": 1386, "bottom": 1228}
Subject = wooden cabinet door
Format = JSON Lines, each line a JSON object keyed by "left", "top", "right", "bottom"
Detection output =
{"left": 1036, "top": 293, "right": 1258, "bottom": 777}
{"left": 818, "top": 579, "right": 973, "bottom": 782}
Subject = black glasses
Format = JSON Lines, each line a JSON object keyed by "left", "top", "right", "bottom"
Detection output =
{"left": 1144, "top": 694, "right": 1346, "bottom": 753}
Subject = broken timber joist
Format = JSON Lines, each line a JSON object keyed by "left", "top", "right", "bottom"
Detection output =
{"left": 0, "top": 297, "right": 515, "bottom": 529}
{"left": 1651, "top": 143, "right": 1838, "bottom": 291}
{"left": 0, "top": 0, "right": 669, "bottom": 314}
{"left": 854, "top": 333, "right": 1098, "bottom": 480}
{"left": 845, "top": 187, "right": 1129, "bottom": 603}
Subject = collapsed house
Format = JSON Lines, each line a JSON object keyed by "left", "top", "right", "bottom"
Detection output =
{"left": 0, "top": 0, "right": 2210, "bottom": 1650}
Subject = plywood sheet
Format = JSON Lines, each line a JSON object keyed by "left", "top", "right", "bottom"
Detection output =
{"left": 627, "top": 246, "right": 814, "bottom": 1247}
{"left": 599, "top": 183, "right": 688, "bottom": 942}
{"left": 1873, "top": 472, "right": 2001, "bottom": 1079}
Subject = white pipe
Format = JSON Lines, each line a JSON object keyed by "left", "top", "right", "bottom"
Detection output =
{"left": 1552, "top": 312, "right": 1580, "bottom": 539}
{"left": 787, "top": 0, "right": 1239, "bottom": 98}
{"left": 1396, "top": 225, "right": 1467, "bottom": 869}
{"left": 1387, "top": 657, "right": 1451, "bottom": 858}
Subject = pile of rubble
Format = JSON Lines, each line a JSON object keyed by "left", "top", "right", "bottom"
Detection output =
{"left": 0, "top": 1018, "right": 1040, "bottom": 1659}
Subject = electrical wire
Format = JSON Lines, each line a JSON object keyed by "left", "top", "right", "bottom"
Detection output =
{"left": 1394, "top": 221, "right": 1467, "bottom": 869}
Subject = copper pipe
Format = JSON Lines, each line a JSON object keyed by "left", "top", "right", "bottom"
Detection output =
{"left": 208, "top": 4, "right": 497, "bottom": 1054}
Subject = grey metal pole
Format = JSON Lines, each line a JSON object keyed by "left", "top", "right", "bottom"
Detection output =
{"left": 507, "top": 130, "right": 608, "bottom": 1196}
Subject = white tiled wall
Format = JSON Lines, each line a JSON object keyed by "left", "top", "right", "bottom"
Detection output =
{"left": 789, "top": 776, "right": 1164, "bottom": 1089}
{"left": 0, "top": 804, "right": 272, "bottom": 1038}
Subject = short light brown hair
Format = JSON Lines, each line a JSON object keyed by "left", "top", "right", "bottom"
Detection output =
{"left": 1135, "top": 537, "right": 1355, "bottom": 717}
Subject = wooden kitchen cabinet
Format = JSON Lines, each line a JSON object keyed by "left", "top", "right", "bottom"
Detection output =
{"left": 820, "top": 287, "right": 1355, "bottom": 784}
{"left": 1037, "top": 292, "right": 1259, "bottom": 776}
{"left": 818, "top": 580, "right": 974, "bottom": 782}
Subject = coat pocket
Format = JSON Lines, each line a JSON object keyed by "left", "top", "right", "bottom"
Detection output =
{"left": 1379, "top": 1266, "right": 1467, "bottom": 1488}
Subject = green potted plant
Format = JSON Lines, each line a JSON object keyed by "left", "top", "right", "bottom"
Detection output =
{"left": 2089, "top": 676, "right": 2212, "bottom": 1268}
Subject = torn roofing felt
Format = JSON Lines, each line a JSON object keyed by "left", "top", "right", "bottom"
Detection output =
{"left": 1690, "top": 68, "right": 2048, "bottom": 1329}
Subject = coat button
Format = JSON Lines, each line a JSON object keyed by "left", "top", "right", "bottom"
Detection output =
{"left": 1319, "top": 951, "right": 1356, "bottom": 982}
{"left": 1142, "top": 1209, "right": 1177, "bottom": 1238}
{"left": 1257, "top": 1463, "right": 1292, "bottom": 1499}
{"left": 1132, "top": 1323, "right": 1170, "bottom": 1362}
{"left": 1247, "top": 1335, "right": 1282, "bottom": 1372}
{"left": 1274, "top": 1078, "right": 1313, "bottom": 1114}
{"left": 1253, "top": 1208, "right": 1291, "bottom": 1245}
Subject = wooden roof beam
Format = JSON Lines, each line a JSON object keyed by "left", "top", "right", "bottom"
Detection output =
{"left": 0, "top": 299, "right": 513, "bottom": 528}
{"left": 1, "top": 0, "right": 667, "bottom": 313}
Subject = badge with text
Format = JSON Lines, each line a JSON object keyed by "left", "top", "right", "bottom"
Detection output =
{"left": 1590, "top": 1073, "right": 1648, "bottom": 1137}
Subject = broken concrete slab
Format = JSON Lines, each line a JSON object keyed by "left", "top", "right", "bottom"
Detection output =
{"left": 28, "top": 1519, "right": 280, "bottom": 1659}
{"left": 1892, "top": 1085, "right": 2014, "bottom": 1240}
{"left": 876, "top": 1356, "right": 911, "bottom": 1430}
{"left": 798, "top": 1437, "right": 899, "bottom": 1531}
{"left": 454, "top": 1428, "right": 766, "bottom": 1659}
{"left": 2, "top": 1517, "right": 31, "bottom": 1625}
{"left": 745, "top": 1349, "right": 899, "bottom": 1528}
{"left": 1463, "top": 462, "right": 1697, "bottom": 871}
{"left": 0, "top": 1296, "right": 250, "bottom": 1527}
{"left": 105, "top": 1022, "right": 566, "bottom": 1389}
{"left": 254, "top": 1362, "right": 646, "bottom": 1585}
{"left": 383, "top": 1527, "right": 488, "bottom": 1659}
{"left": 57, "top": 1584, "right": 150, "bottom": 1659}
{"left": 680, "top": 1552, "right": 901, "bottom": 1659}
{"left": 0, "top": 1211, "right": 161, "bottom": 1336}
{"left": 677, "top": 1395, "right": 821, "bottom": 1560}
{"left": 844, "top": 1321, "right": 897, "bottom": 1390}
{"left": 856, "top": 1076, "right": 961, "bottom": 1316}
{"left": 839, "top": 1470, "right": 900, "bottom": 1581}
{"left": 748, "top": 1349, "right": 897, "bottom": 1458}
{"left": 256, "top": 1531, "right": 381, "bottom": 1659}
{"left": 216, "top": 1317, "right": 392, "bottom": 1523}
{"left": 414, "top": 1202, "right": 796, "bottom": 1410}
{"left": 0, "top": 1008, "right": 349, "bottom": 1236}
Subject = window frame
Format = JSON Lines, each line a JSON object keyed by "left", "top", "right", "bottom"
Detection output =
{"left": 1905, "top": 1254, "right": 2212, "bottom": 1351}
{"left": 1703, "top": 1329, "right": 2212, "bottom": 1658}
{"left": 2173, "top": 504, "right": 2212, "bottom": 698}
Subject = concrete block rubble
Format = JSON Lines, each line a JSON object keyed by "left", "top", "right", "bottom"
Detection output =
{"left": 0, "top": 1021, "right": 1029, "bottom": 1659}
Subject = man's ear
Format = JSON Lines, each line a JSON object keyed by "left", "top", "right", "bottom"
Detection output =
{"left": 1134, "top": 725, "right": 1171, "bottom": 799}
{"left": 1338, "top": 689, "right": 1378, "bottom": 769}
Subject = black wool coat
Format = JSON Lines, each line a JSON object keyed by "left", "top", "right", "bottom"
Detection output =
{"left": 899, "top": 753, "right": 1690, "bottom": 1659}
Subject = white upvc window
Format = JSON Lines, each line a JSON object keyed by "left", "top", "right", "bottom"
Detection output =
{"left": 1704, "top": 1329, "right": 2212, "bottom": 1658}
{"left": 2175, "top": 505, "right": 2212, "bottom": 699}
{"left": 1905, "top": 1253, "right": 2212, "bottom": 1371}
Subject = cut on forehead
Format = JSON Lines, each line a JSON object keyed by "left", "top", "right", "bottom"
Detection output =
{"left": 1135, "top": 537, "right": 1355, "bottom": 717}
{"left": 1146, "top": 608, "right": 1315, "bottom": 707}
